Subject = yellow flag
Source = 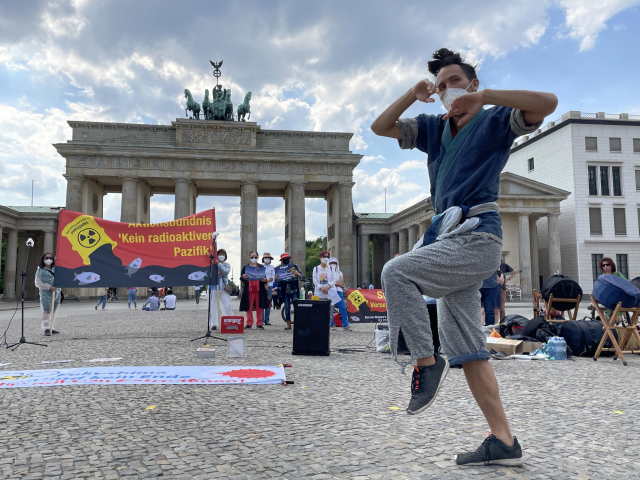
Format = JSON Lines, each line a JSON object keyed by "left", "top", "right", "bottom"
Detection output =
{"left": 61, "top": 215, "right": 117, "bottom": 265}
{"left": 348, "top": 289, "right": 368, "bottom": 310}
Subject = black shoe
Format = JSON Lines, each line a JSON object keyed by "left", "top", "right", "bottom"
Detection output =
{"left": 95, "top": 305, "right": 97, "bottom": 310}
{"left": 51, "top": 330, "right": 60, "bottom": 334}
{"left": 407, "top": 354, "right": 449, "bottom": 415}
{"left": 257, "top": 325, "right": 264, "bottom": 329}
{"left": 246, "top": 325, "right": 252, "bottom": 329}
{"left": 490, "top": 349, "right": 512, "bottom": 360}
{"left": 454, "top": 434, "right": 525, "bottom": 467}
{"left": 264, "top": 322, "right": 271, "bottom": 326}
{"left": 44, "top": 330, "right": 51, "bottom": 336}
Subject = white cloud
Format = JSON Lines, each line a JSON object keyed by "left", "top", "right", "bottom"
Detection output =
{"left": 556, "top": 0, "right": 640, "bottom": 50}
{"left": 362, "top": 155, "right": 385, "bottom": 164}
{"left": 397, "top": 159, "right": 428, "bottom": 171}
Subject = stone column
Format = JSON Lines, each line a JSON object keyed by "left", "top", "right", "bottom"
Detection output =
{"left": 3, "top": 230, "right": 18, "bottom": 299}
{"left": 173, "top": 178, "right": 192, "bottom": 221}
{"left": 408, "top": 225, "right": 419, "bottom": 251}
{"left": 383, "top": 236, "right": 391, "bottom": 264}
{"left": 16, "top": 234, "right": 28, "bottom": 298}
{"left": 389, "top": 233, "right": 399, "bottom": 258}
{"left": 338, "top": 183, "right": 354, "bottom": 286}
{"left": 44, "top": 230, "right": 55, "bottom": 255}
{"left": 530, "top": 219, "right": 540, "bottom": 292}
{"left": 120, "top": 177, "right": 139, "bottom": 223}
{"left": 398, "top": 229, "right": 408, "bottom": 255}
{"left": 360, "top": 234, "right": 370, "bottom": 286}
{"left": 418, "top": 221, "right": 429, "bottom": 239}
{"left": 288, "top": 182, "right": 307, "bottom": 274}
{"left": 240, "top": 181, "right": 258, "bottom": 264}
{"left": 548, "top": 213, "right": 562, "bottom": 276}
{"left": 64, "top": 175, "right": 84, "bottom": 212}
{"left": 26, "top": 236, "right": 40, "bottom": 299}
{"left": 518, "top": 214, "right": 532, "bottom": 300}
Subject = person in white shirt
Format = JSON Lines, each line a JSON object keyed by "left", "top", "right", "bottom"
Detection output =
{"left": 195, "top": 285, "right": 201, "bottom": 304}
{"left": 329, "top": 257, "right": 351, "bottom": 331}
{"left": 262, "top": 252, "right": 275, "bottom": 326}
{"left": 368, "top": 284, "right": 374, "bottom": 290}
{"left": 164, "top": 289, "right": 177, "bottom": 310}
{"left": 313, "top": 251, "right": 341, "bottom": 307}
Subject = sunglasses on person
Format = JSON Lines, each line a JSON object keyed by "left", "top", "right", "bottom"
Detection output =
{"left": 602, "top": 263, "right": 610, "bottom": 267}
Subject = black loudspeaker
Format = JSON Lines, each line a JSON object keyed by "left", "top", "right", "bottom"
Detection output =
{"left": 292, "top": 299, "right": 331, "bottom": 356}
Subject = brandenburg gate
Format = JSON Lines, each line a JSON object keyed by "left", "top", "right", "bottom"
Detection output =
{"left": 54, "top": 119, "right": 362, "bottom": 294}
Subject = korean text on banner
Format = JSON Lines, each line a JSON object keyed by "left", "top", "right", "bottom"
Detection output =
{"left": 346, "top": 288, "right": 387, "bottom": 323}
{"left": 54, "top": 209, "right": 216, "bottom": 288}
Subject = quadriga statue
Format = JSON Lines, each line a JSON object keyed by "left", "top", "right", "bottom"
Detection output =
{"left": 237, "top": 91, "right": 252, "bottom": 122}
{"left": 184, "top": 89, "right": 201, "bottom": 119}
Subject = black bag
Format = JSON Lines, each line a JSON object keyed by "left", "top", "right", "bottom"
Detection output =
{"left": 522, "top": 315, "right": 559, "bottom": 343}
{"left": 559, "top": 318, "right": 618, "bottom": 357}
{"left": 499, "top": 314, "right": 529, "bottom": 338}
{"left": 541, "top": 275, "right": 583, "bottom": 311}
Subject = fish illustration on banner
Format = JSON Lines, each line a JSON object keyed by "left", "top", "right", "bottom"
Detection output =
{"left": 54, "top": 209, "right": 217, "bottom": 288}
{"left": 125, "top": 258, "right": 142, "bottom": 277}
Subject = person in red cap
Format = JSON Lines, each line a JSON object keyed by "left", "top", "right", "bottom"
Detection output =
{"left": 275, "top": 252, "right": 302, "bottom": 330}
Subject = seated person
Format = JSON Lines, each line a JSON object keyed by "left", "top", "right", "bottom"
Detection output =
{"left": 164, "top": 289, "right": 177, "bottom": 310}
{"left": 142, "top": 293, "right": 159, "bottom": 311}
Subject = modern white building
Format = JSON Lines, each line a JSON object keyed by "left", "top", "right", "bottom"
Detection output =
{"left": 505, "top": 111, "right": 640, "bottom": 294}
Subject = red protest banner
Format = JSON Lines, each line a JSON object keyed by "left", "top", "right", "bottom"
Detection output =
{"left": 346, "top": 288, "right": 387, "bottom": 323}
{"left": 54, "top": 209, "right": 216, "bottom": 288}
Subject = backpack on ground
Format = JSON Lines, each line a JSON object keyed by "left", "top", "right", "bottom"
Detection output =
{"left": 522, "top": 315, "right": 559, "bottom": 343}
{"left": 540, "top": 275, "right": 583, "bottom": 311}
{"left": 499, "top": 314, "right": 529, "bottom": 338}
{"left": 559, "top": 318, "right": 618, "bottom": 356}
{"left": 592, "top": 274, "right": 640, "bottom": 310}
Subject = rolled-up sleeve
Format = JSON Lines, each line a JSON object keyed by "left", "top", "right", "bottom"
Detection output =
{"left": 510, "top": 108, "right": 543, "bottom": 136}
{"left": 397, "top": 117, "right": 419, "bottom": 150}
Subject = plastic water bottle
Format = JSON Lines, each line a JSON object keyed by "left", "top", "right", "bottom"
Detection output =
{"left": 548, "top": 337, "right": 557, "bottom": 360}
{"left": 300, "top": 286, "right": 305, "bottom": 300}
{"left": 556, "top": 337, "right": 567, "bottom": 360}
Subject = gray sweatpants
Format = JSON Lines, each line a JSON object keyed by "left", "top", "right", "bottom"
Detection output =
{"left": 381, "top": 232, "right": 502, "bottom": 367}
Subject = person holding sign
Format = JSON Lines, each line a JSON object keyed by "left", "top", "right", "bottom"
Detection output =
{"left": 35, "top": 253, "right": 61, "bottom": 336}
{"left": 262, "top": 252, "right": 275, "bottom": 326}
{"left": 275, "top": 252, "right": 302, "bottom": 330}
{"left": 239, "top": 250, "right": 268, "bottom": 329}
{"left": 313, "top": 251, "right": 341, "bottom": 308}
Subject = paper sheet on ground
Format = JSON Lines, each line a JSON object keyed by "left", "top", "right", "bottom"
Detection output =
{"left": 0, "top": 366, "right": 286, "bottom": 388}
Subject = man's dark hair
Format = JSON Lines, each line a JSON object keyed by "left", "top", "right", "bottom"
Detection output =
{"left": 40, "top": 252, "right": 55, "bottom": 268}
{"left": 427, "top": 48, "right": 477, "bottom": 81}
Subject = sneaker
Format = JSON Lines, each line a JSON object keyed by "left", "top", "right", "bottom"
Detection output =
{"left": 407, "top": 354, "right": 449, "bottom": 415}
{"left": 342, "top": 326, "right": 352, "bottom": 331}
{"left": 264, "top": 322, "right": 271, "bottom": 326}
{"left": 44, "top": 329, "right": 51, "bottom": 336}
{"left": 246, "top": 325, "right": 252, "bottom": 329}
{"left": 257, "top": 325, "right": 264, "bottom": 329}
{"left": 51, "top": 330, "right": 60, "bottom": 334}
{"left": 453, "top": 434, "right": 524, "bottom": 467}
{"left": 490, "top": 349, "right": 512, "bottom": 360}
{"left": 95, "top": 305, "right": 97, "bottom": 310}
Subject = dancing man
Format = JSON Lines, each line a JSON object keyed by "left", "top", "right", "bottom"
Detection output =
{"left": 371, "top": 48, "right": 557, "bottom": 466}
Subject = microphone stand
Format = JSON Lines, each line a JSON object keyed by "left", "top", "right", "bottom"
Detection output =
{"left": 191, "top": 232, "right": 219, "bottom": 343}
{"left": 7, "top": 239, "right": 47, "bottom": 351}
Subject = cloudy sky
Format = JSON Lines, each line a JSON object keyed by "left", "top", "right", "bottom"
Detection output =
{"left": 1, "top": 0, "right": 640, "bottom": 276}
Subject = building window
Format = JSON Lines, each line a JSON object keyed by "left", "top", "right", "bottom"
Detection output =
{"left": 589, "top": 207, "right": 602, "bottom": 235}
{"left": 638, "top": 208, "right": 640, "bottom": 235}
{"left": 586, "top": 137, "right": 598, "bottom": 151}
{"left": 612, "top": 167, "right": 622, "bottom": 196}
{"left": 527, "top": 158, "right": 534, "bottom": 171}
{"left": 600, "top": 166, "right": 610, "bottom": 196}
{"left": 592, "top": 254, "right": 604, "bottom": 283}
{"left": 616, "top": 254, "right": 629, "bottom": 279}
{"left": 610, "top": 137, "right": 622, "bottom": 152}
{"left": 636, "top": 171, "right": 640, "bottom": 191}
{"left": 634, "top": 138, "right": 640, "bottom": 153}
{"left": 588, "top": 166, "right": 598, "bottom": 195}
{"left": 327, "top": 223, "right": 335, "bottom": 241}
{"left": 614, "top": 208, "right": 627, "bottom": 235}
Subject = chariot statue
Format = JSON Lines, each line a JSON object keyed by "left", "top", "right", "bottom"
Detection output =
{"left": 237, "top": 92, "right": 252, "bottom": 122}
{"left": 184, "top": 89, "right": 201, "bottom": 119}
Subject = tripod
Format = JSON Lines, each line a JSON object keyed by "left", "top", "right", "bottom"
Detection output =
{"left": 191, "top": 233, "right": 219, "bottom": 343}
{"left": 7, "top": 238, "right": 47, "bottom": 351}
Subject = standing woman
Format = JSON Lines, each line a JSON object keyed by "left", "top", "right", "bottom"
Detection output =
{"left": 313, "top": 251, "right": 341, "bottom": 311}
{"left": 262, "top": 252, "right": 275, "bottom": 326}
{"left": 329, "top": 257, "right": 351, "bottom": 331}
{"left": 214, "top": 249, "right": 233, "bottom": 319}
{"left": 35, "top": 253, "right": 61, "bottom": 336}
{"left": 239, "top": 250, "right": 268, "bottom": 329}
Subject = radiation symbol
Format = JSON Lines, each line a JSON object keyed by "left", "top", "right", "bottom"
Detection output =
{"left": 0, "top": 374, "right": 30, "bottom": 380}
{"left": 78, "top": 228, "right": 101, "bottom": 248}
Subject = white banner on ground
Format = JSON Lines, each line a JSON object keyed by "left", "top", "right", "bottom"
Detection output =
{"left": 0, "top": 366, "right": 286, "bottom": 389}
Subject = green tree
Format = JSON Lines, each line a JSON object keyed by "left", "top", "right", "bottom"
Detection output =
{"left": 305, "top": 236, "right": 326, "bottom": 278}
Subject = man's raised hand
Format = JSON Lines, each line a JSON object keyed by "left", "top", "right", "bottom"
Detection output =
{"left": 412, "top": 79, "right": 438, "bottom": 103}
{"left": 443, "top": 91, "right": 485, "bottom": 128}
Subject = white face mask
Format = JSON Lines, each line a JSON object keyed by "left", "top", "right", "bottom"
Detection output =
{"left": 218, "top": 255, "right": 225, "bottom": 262}
{"left": 263, "top": 258, "right": 271, "bottom": 264}
{"left": 321, "top": 258, "right": 329, "bottom": 265}
{"left": 44, "top": 259, "right": 53, "bottom": 266}
{"left": 440, "top": 81, "right": 474, "bottom": 111}
{"left": 250, "top": 258, "right": 258, "bottom": 263}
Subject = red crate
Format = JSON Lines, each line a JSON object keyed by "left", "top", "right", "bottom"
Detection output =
{"left": 221, "top": 316, "right": 245, "bottom": 334}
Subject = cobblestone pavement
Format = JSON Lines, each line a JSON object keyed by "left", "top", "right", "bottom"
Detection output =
{"left": 0, "top": 297, "right": 639, "bottom": 479}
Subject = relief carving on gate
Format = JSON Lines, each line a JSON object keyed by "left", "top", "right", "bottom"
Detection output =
{"left": 181, "top": 130, "right": 251, "bottom": 145}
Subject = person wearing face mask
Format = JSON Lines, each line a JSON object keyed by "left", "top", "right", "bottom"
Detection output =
{"left": 35, "top": 253, "right": 62, "bottom": 336}
{"left": 261, "top": 252, "right": 275, "bottom": 326}
{"left": 371, "top": 47, "right": 558, "bottom": 466}
{"left": 313, "top": 251, "right": 341, "bottom": 309}
{"left": 275, "top": 252, "right": 302, "bottom": 330}
{"left": 239, "top": 250, "right": 268, "bottom": 329}
{"left": 329, "top": 257, "right": 351, "bottom": 331}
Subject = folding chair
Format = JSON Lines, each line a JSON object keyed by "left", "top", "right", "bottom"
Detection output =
{"left": 532, "top": 289, "right": 581, "bottom": 323}
{"left": 591, "top": 295, "right": 640, "bottom": 366}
